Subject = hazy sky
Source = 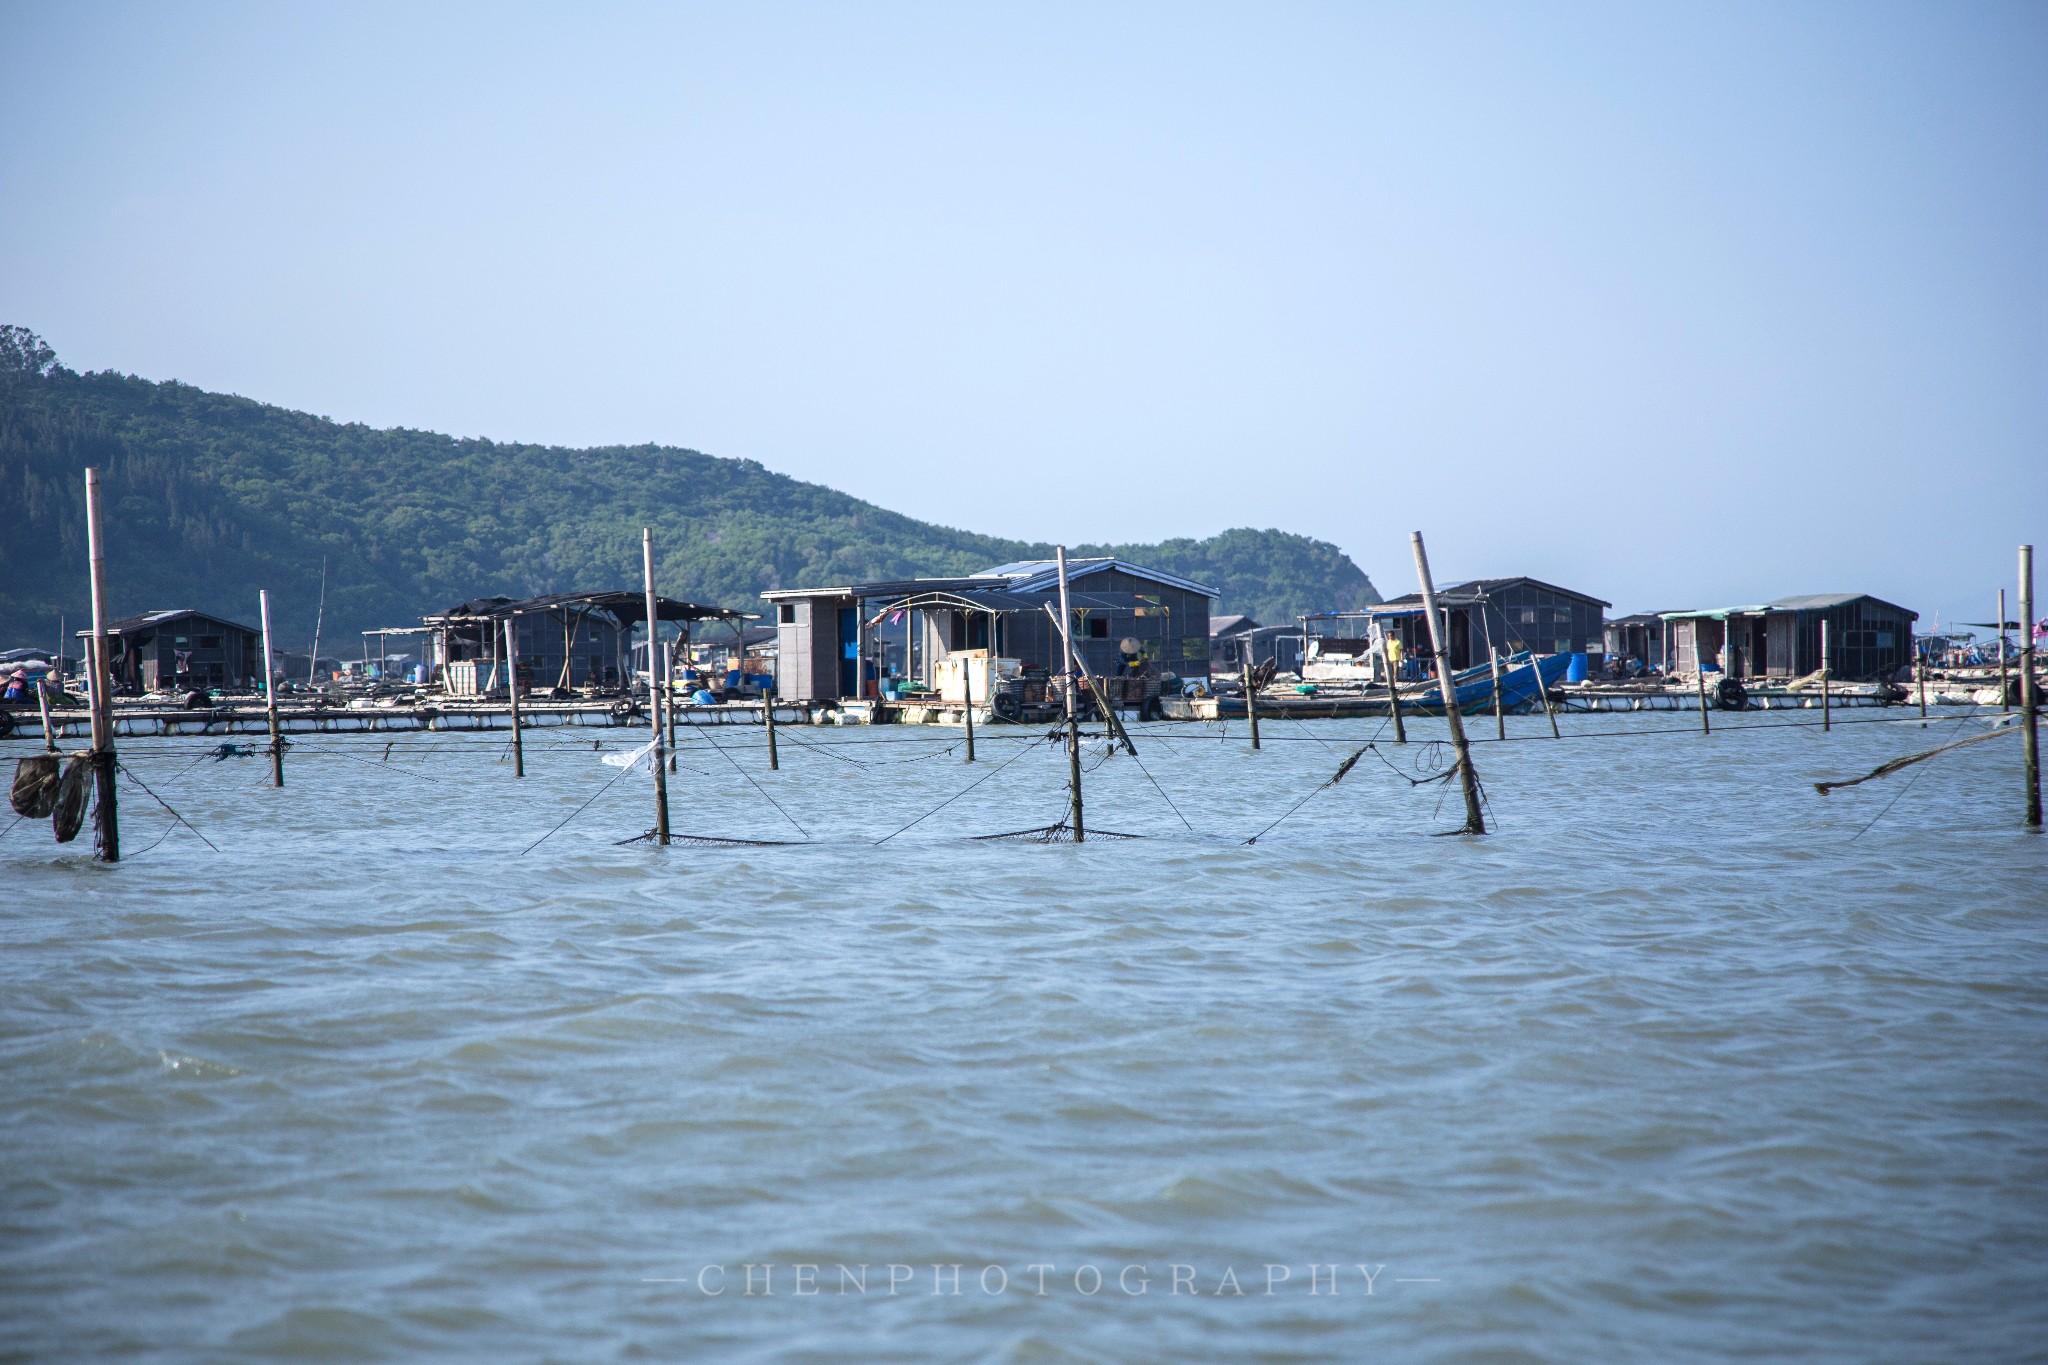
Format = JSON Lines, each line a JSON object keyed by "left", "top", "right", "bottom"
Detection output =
{"left": 4, "top": 2, "right": 2043, "bottom": 622}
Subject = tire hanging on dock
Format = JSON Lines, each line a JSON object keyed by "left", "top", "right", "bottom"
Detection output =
{"left": 1715, "top": 676, "right": 1748, "bottom": 711}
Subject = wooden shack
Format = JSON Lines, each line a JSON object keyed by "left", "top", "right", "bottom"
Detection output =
{"left": 86, "top": 609, "right": 263, "bottom": 694}
{"left": 1663, "top": 594, "right": 1917, "bottom": 682}
{"left": 764, "top": 558, "right": 1216, "bottom": 703}
{"left": 1210, "top": 617, "right": 1306, "bottom": 677}
{"left": 1357, "top": 577, "right": 1609, "bottom": 672}
{"left": 424, "top": 590, "right": 748, "bottom": 695}
{"left": 1603, "top": 613, "right": 1673, "bottom": 672}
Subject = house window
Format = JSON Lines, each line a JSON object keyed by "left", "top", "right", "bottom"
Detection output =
{"left": 1876, "top": 631, "right": 1894, "bottom": 648}
{"left": 1088, "top": 618, "right": 1109, "bottom": 639}
{"left": 778, "top": 604, "right": 796, "bottom": 625}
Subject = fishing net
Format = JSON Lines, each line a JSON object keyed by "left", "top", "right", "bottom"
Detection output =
{"left": 51, "top": 755, "right": 92, "bottom": 844}
{"left": 973, "top": 821, "right": 1145, "bottom": 843}
{"left": 11, "top": 755, "right": 60, "bottom": 818}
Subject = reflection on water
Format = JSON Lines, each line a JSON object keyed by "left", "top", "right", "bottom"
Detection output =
{"left": 3, "top": 712, "right": 2044, "bottom": 1361}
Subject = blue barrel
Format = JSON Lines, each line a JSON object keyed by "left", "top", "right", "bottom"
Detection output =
{"left": 1565, "top": 652, "right": 1589, "bottom": 683}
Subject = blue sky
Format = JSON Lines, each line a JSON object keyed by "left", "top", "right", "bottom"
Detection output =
{"left": 3, "top": 2, "right": 2043, "bottom": 624}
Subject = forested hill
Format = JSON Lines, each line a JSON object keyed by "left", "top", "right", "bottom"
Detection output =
{"left": 0, "top": 342, "right": 1380, "bottom": 650}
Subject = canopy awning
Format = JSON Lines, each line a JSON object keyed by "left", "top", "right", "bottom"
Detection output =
{"left": 425, "top": 591, "right": 752, "bottom": 630}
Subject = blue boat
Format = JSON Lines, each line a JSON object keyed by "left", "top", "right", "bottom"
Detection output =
{"left": 1212, "top": 650, "right": 1572, "bottom": 719}
{"left": 1397, "top": 650, "right": 1573, "bottom": 716}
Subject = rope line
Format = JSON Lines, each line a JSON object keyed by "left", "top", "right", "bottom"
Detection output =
{"left": 519, "top": 762, "right": 641, "bottom": 856}
{"left": 874, "top": 740, "right": 1043, "bottom": 846}
{"left": 113, "top": 761, "right": 220, "bottom": 852}
{"left": 683, "top": 724, "right": 810, "bottom": 839}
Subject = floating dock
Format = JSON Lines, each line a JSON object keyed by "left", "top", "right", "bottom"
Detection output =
{"left": 12, "top": 698, "right": 821, "bottom": 741}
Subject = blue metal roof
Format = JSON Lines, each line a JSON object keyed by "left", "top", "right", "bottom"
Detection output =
{"left": 974, "top": 557, "right": 1217, "bottom": 599}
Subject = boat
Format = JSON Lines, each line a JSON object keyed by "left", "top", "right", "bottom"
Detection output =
{"left": 1209, "top": 650, "right": 1573, "bottom": 719}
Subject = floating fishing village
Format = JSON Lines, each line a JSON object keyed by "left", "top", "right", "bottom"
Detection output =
{"left": 7, "top": 10, "right": 2048, "bottom": 1359}
{"left": 8, "top": 465, "right": 2042, "bottom": 856}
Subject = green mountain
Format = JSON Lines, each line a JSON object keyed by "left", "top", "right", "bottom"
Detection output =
{"left": 0, "top": 327, "right": 1379, "bottom": 651}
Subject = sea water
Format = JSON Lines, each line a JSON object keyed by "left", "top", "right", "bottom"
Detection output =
{"left": 3, "top": 710, "right": 2043, "bottom": 1362}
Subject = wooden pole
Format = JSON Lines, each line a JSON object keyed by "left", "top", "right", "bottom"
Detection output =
{"left": 1532, "top": 653, "right": 1561, "bottom": 739}
{"left": 83, "top": 468, "right": 119, "bottom": 861}
{"left": 1411, "top": 532, "right": 1484, "bottom": 835}
{"left": 1379, "top": 626, "right": 1406, "bottom": 743}
{"left": 1056, "top": 545, "right": 1084, "bottom": 842}
{"left": 307, "top": 556, "right": 326, "bottom": 689}
{"left": 665, "top": 637, "right": 679, "bottom": 773}
{"left": 260, "top": 590, "right": 284, "bottom": 786}
{"left": 1821, "top": 619, "right": 1832, "bottom": 732}
{"left": 1488, "top": 645, "right": 1506, "bottom": 740}
{"left": 37, "top": 672, "right": 56, "bottom": 751}
{"left": 504, "top": 616, "right": 525, "bottom": 778}
{"left": 1243, "top": 644, "right": 1261, "bottom": 750}
{"left": 642, "top": 529, "right": 670, "bottom": 846}
{"left": 1916, "top": 633, "right": 1928, "bottom": 720}
{"left": 2021, "top": 544, "right": 2040, "bottom": 828}
{"left": 961, "top": 654, "right": 976, "bottom": 762}
{"left": 1695, "top": 636, "right": 1711, "bottom": 736}
{"left": 1999, "top": 588, "right": 2010, "bottom": 713}
{"left": 763, "top": 677, "right": 779, "bottom": 771}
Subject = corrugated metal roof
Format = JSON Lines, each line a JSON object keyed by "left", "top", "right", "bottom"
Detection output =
{"left": 1373, "top": 576, "right": 1612, "bottom": 609}
{"left": 1662, "top": 594, "right": 1918, "bottom": 621}
{"left": 86, "top": 608, "right": 258, "bottom": 637}
{"left": 976, "top": 557, "right": 1218, "bottom": 599}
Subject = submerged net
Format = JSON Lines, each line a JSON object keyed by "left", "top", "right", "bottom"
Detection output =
{"left": 973, "top": 821, "right": 1146, "bottom": 843}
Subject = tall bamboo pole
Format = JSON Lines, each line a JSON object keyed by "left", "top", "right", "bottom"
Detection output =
{"left": 1380, "top": 627, "right": 1406, "bottom": 743}
{"left": 1916, "top": 632, "right": 1928, "bottom": 720}
{"left": 1998, "top": 588, "right": 2010, "bottom": 713}
{"left": 665, "top": 638, "right": 679, "bottom": 773}
{"left": 1056, "top": 546, "right": 1084, "bottom": 842}
{"left": 84, "top": 469, "right": 119, "bottom": 861}
{"left": 642, "top": 530, "right": 670, "bottom": 846}
{"left": 504, "top": 617, "right": 525, "bottom": 778}
{"left": 1531, "top": 653, "right": 1561, "bottom": 738}
{"left": 1488, "top": 645, "right": 1506, "bottom": 740}
{"left": 1243, "top": 644, "right": 1261, "bottom": 750}
{"left": 1411, "top": 532, "right": 1484, "bottom": 834}
{"left": 1821, "top": 620, "right": 1832, "bottom": 732}
{"left": 260, "top": 590, "right": 284, "bottom": 786}
{"left": 37, "top": 669, "right": 56, "bottom": 751}
{"left": 2021, "top": 544, "right": 2039, "bottom": 828}
{"left": 961, "top": 655, "right": 976, "bottom": 762}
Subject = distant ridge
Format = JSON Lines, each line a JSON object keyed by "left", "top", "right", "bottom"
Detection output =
{"left": 0, "top": 328, "right": 1380, "bottom": 646}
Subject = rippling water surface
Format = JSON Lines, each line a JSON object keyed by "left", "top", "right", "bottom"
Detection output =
{"left": 4, "top": 710, "right": 2044, "bottom": 1362}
